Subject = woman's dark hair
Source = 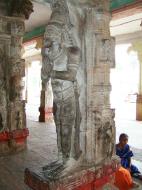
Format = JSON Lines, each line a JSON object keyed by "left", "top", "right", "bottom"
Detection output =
{"left": 119, "top": 133, "right": 128, "bottom": 141}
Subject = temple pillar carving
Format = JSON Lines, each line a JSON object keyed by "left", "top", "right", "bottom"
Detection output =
{"left": 25, "top": 0, "right": 119, "bottom": 189}
{"left": 0, "top": 0, "right": 33, "bottom": 154}
{"left": 129, "top": 41, "right": 142, "bottom": 121}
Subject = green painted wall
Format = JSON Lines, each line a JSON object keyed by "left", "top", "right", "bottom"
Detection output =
{"left": 24, "top": 25, "right": 45, "bottom": 42}
{"left": 110, "top": 0, "right": 136, "bottom": 10}
{"left": 24, "top": 0, "right": 137, "bottom": 42}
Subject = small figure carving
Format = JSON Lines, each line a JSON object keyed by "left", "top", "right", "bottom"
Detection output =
{"left": 94, "top": 109, "right": 115, "bottom": 161}
{"left": 103, "top": 121, "right": 114, "bottom": 158}
{"left": 102, "top": 110, "right": 115, "bottom": 159}
{"left": 15, "top": 111, "right": 23, "bottom": 129}
{"left": 100, "top": 38, "right": 115, "bottom": 67}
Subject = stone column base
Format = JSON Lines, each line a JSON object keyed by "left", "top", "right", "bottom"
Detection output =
{"left": 136, "top": 95, "right": 142, "bottom": 121}
{"left": 0, "top": 128, "right": 29, "bottom": 155}
{"left": 25, "top": 159, "right": 119, "bottom": 190}
{"left": 39, "top": 107, "right": 53, "bottom": 123}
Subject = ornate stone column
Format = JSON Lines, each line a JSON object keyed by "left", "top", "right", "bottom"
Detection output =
{"left": 83, "top": 2, "right": 115, "bottom": 165}
{"left": 0, "top": 0, "right": 33, "bottom": 154}
{"left": 129, "top": 41, "right": 142, "bottom": 121}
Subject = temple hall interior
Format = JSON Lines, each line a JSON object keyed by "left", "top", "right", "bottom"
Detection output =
{"left": 0, "top": 0, "right": 142, "bottom": 190}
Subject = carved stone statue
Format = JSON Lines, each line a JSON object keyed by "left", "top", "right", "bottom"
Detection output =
{"left": 25, "top": 1, "right": 118, "bottom": 189}
{"left": 41, "top": 0, "right": 82, "bottom": 177}
{"left": 16, "top": 111, "right": 23, "bottom": 129}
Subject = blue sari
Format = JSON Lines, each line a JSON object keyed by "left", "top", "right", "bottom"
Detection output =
{"left": 116, "top": 144, "right": 140, "bottom": 175}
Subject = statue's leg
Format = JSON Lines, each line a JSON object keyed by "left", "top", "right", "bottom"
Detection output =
{"left": 53, "top": 101, "right": 62, "bottom": 160}
{"left": 60, "top": 96, "right": 76, "bottom": 163}
{"left": 42, "top": 101, "right": 65, "bottom": 179}
{"left": 73, "top": 90, "right": 82, "bottom": 160}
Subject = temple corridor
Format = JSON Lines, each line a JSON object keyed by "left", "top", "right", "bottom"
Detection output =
{"left": 0, "top": 0, "right": 142, "bottom": 189}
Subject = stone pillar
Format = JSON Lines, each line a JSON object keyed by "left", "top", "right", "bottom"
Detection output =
{"left": 39, "top": 83, "right": 53, "bottom": 122}
{"left": 0, "top": 0, "right": 33, "bottom": 154}
{"left": 39, "top": 82, "right": 53, "bottom": 123}
{"left": 84, "top": 4, "right": 116, "bottom": 165}
{"left": 25, "top": 0, "right": 119, "bottom": 189}
{"left": 129, "top": 41, "right": 142, "bottom": 121}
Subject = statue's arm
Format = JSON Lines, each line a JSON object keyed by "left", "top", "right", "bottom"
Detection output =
{"left": 52, "top": 47, "right": 80, "bottom": 81}
{"left": 41, "top": 48, "right": 53, "bottom": 84}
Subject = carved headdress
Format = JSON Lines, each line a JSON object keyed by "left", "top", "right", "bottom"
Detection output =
{"left": 45, "top": 0, "right": 77, "bottom": 47}
{"left": 50, "top": 0, "right": 72, "bottom": 29}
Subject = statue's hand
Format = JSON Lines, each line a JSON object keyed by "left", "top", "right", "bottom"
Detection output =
{"left": 41, "top": 56, "right": 54, "bottom": 83}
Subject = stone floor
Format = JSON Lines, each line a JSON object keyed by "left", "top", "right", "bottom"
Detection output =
{"left": 0, "top": 119, "right": 142, "bottom": 190}
{"left": 0, "top": 120, "right": 58, "bottom": 190}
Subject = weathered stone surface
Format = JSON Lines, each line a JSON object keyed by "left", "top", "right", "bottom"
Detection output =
{"left": 41, "top": 0, "right": 83, "bottom": 169}
{"left": 0, "top": 15, "right": 29, "bottom": 154}
{"left": 25, "top": 0, "right": 116, "bottom": 188}
{"left": 25, "top": 158, "right": 119, "bottom": 190}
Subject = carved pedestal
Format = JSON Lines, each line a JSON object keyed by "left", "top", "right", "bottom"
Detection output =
{"left": 25, "top": 158, "right": 119, "bottom": 190}
{"left": 0, "top": 16, "right": 29, "bottom": 154}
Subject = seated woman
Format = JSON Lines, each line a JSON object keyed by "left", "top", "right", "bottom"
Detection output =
{"left": 116, "top": 133, "right": 142, "bottom": 180}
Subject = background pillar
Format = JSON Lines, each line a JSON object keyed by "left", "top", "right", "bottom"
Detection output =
{"left": 39, "top": 82, "right": 53, "bottom": 123}
{"left": 129, "top": 41, "right": 142, "bottom": 121}
{"left": 0, "top": 0, "right": 33, "bottom": 154}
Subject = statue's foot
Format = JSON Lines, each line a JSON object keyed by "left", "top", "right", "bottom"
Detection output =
{"left": 43, "top": 153, "right": 83, "bottom": 179}
{"left": 42, "top": 160, "right": 65, "bottom": 180}
{"left": 43, "top": 160, "right": 62, "bottom": 171}
{"left": 61, "top": 153, "right": 84, "bottom": 177}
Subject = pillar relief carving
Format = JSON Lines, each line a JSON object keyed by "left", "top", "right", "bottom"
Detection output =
{"left": 40, "top": 0, "right": 116, "bottom": 178}
{"left": 24, "top": 1, "right": 118, "bottom": 189}
{"left": 0, "top": 0, "right": 33, "bottom": 153}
